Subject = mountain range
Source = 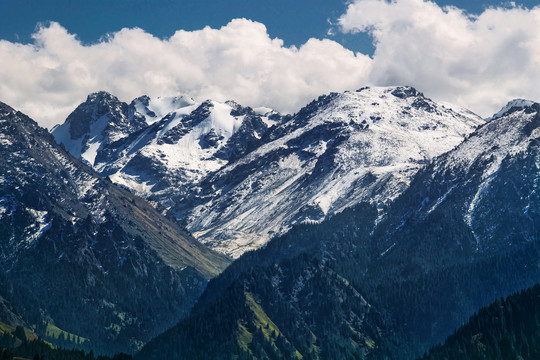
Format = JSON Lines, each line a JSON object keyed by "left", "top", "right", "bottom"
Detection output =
{"left": 52, "top": 86, "right": 483, "bottom": 257}
{"left": 0, "top": 86, "right": 538, "bottom": 359}
{"left": 136, "top": 96, "right": 540, "bottom": 359}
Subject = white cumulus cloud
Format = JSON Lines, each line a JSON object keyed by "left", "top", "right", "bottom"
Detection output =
{"left": 339, "top": 0, "right": 540, "bottom": 117}
{"left": 1, "top": 2, "right": 539, "bottom": 128}
{"left": 0, "top": 19, "right": 372, "bottom": 128}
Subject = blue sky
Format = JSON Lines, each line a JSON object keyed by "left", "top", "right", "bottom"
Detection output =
{"left": 0, "top": 0, "right": 539, "bottom": 127}
{"left": 2, "top": 0, "right": 537, "bottom": 53}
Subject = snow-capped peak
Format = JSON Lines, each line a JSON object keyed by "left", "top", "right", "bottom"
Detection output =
{"left": 183, "top": 86, "right": 485, "bottom": 257}
{"left": 89, "top": 96, "right": 280, "bottom": 207}
{"left": 488, "top": 99, "right": 536, "bottom": 121}
{"left": 54, "top": 86, "right": 485, "bottom": 258}
{"left": 87, "top": 90, "right": 118, "bottom": 103}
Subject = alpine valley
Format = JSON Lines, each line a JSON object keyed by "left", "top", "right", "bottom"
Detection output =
{"left": 0, "top": 86, "right": 538, "bottom": 360}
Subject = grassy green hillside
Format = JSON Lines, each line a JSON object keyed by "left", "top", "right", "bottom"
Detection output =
{"left": 0, "top": 322, "right": 131, "bottom": 360}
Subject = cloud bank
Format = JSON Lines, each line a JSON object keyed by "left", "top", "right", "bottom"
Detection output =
{"left": 0, "top": 1, "right": 539, "bottom": 128}
{"left": 339, "top": 0, "right": 540, "bottom": 117}
{"left": 0, "top": 19, "right": 371, "bottom": 128}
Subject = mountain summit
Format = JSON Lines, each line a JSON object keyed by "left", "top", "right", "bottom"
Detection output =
{"left": 183, "top": 86, "right": 484, "bottom": 256}
{"left": 53, "top": 87, "right": 483, "bottom": 257}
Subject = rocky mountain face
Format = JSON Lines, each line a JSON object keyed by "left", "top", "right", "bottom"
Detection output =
{"left": 183, "top": 86, "right": 483, "bottom": 256}
{"left": 53, "top": 93, "right": 281, "bottom": 216}
{"left": 372, "top": 99, "right": 540, "bottom": 263}
{"left": 358, "top": 99, "right": 540, "bottom": 356}
{"left": 52, "top": 92, "right": 147, "bottom": 166}
{"left": 54, "top": 87, "right": 483, "bottom": 257}
{"left": 0, "top": 102, "right": 229, "bottom": 354}
{"left": 136, "top": 100, "right": 539, "bottom": 359}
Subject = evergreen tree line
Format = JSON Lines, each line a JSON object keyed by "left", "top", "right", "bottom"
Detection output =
{"left": 420, "top": 283, "right": 540, "bottom": 360}
{"left": 136, "top": 254, "right": 384, "bottom": 360}
{"left": 137, "top": 187, "right": 540, "bottom": 359}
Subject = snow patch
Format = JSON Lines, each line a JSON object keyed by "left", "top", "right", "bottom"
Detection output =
{"left": 156, "top": 104, "right": 199, "bottom": 138}
{"left": 81, "top": 139, "right": 102, "bottom": 166}
{"left": 427, "top": 185, "right": 457, "bottom": 214}
{"left": 53, "top": 113, "right": 111, "bottom": 166}
{"left": 381, "top": 242, "right": 396, "bottom": 257}
{"left": 0, "top": 136, "right": 12, "bottom": 146}
{"left": 0, "top": 197, "right": 9, "bottom": 217}
{"left": 26, "top": 208, "right": 52, "bottom": 245}
{"left": 149, "top": 101, "right": 241, "bottom": 173}
{"left": 109, "top": 172, "right": 155, "bottom": 197}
